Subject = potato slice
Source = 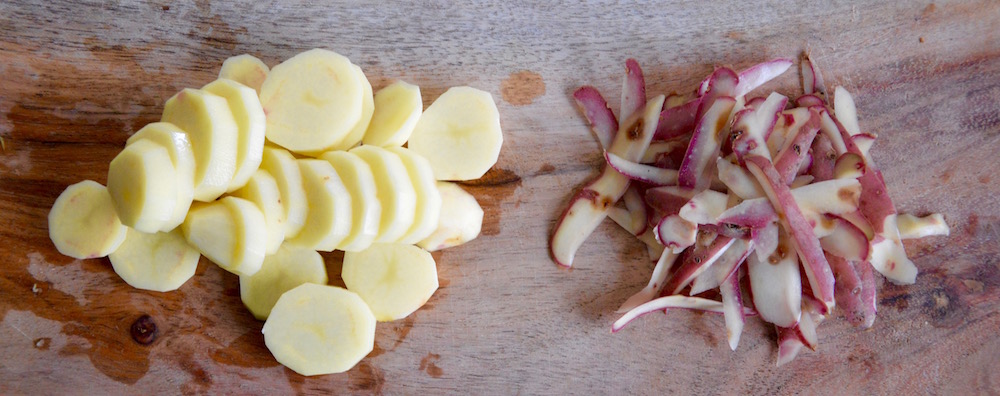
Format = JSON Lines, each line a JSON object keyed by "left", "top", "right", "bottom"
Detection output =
{"left": 109, "top": 228, "right": 200, "bottom": 292}
{"left": 125, "top": 122, "right": 196, "bottom": 230}
{"left": 320, "top": 151, "right": 381, "bottom": 252}
{"left": 407, "top": 86, "right": 503, "bottom": 181}
{"left": 362, "top": 81, "right": 421, "bottom": 147}
{"left": 260, "top": 49, "right": 363, "bottom": 154}
{"left": 48, "top": 180, "right": 127, "bottom": 259}
{"left": 342, "top": 243, "right": 439, "bottom": 322}
{"left": 161, "top": 88, "right": 239, "bottom": 202}
{"left": 218, "top": 54, "right": 269, "bottom": 94}
{"left": 262, "top": 284, "right": 375, "bottom": 376}
{"left": 349, "top": 145, "right": 416, "bottom": 243}
{"left": 285, "top": 160, "right": 352, "bottom": 252}
{"left": 230, "top": 169, "right": 286, "bottom": 255}
{"left": 418, "top": 182, "right": 483, "bottom": 251}
{"left": 202, "top": 79, "right": 266, "bottom": 192}
{"left": 326, "top": 64, "right": 374, "bottom": 152}
{"left": 384, "top": 147, "right": 441, "bottom": 245}
{"left": 182, "top": 196, "right": 266, "bottom": 276}
{"left": 260, "top": 146, "right": 307, "bottom": 238}
{"left": 107, "top": 139, "right": 178, "bottom": 233}
{"left": 239, "top": 244, "right": 327, "bottom": 320}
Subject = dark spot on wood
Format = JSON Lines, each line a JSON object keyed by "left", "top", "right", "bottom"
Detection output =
{"left": 130, "top": 314, "right": 157, "bottom": 345}
{"left": 162, "top": 5, "right": 170, "bottom": 11}
{"left": 500, "top": 70, "right": 545, "bottom": 106}
{"left": 210, "top": 329, "right": 280, "bottom": 369}
{"left": 349, "top": 361, "right": 386, "bottom": 391}
{"left": 536, "top": 163, "right": 556, "bottom": 175}
{"left": 419, "top": 353, "right": 444, "bottom": 378}
{"left": 979, "top": 175, "right": 990, "bottom": 184}
{"left": 33, "top": 337, "right": 51, "bottom": 350}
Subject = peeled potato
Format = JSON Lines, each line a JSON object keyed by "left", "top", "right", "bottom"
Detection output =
{"left": 48, "top": 180, "right": 127, "bottom": 259}
{"left": 407, "top": 86, "right": 503, "bottom": 181}
{"left": 125, "top": 122, "right": 196, "bottom": 230}
{"left": 349, "top": 145, "right": 417, "bottom": 243}
{"left": 262, "top": 284, "right": 376, "bottom": 376}
{"left": 260, "top": 49, "right": 364, "bottom": 153}
{"left": 109, "top": 228, "right": 200, "bottom": 292}
{"left": 326, "top": 64, "right": 374, "bottom": 152}
{"left": 182, "top": 196, "right": 266, "bottom": 276}
{"left": 342, "top": 243, "right": 439, "bottom": 322}
{"left": 285, "top": 159, "right": 352, "bottom": 252}
{"left": 107, "top": 139, "right": 178, "bottom": 233}
{"left": 260, "top": 146, "right": 307, "bottom": 238}
{"left": 384, "top": 147, "right": 442, "bottom": 245}
{"left": 218, "top": 54, "right": 269, "bottom": 94}
{"left": 418, "top": 182, "right": 483, "bottom": 251}
{"left": 240, "top": 244, "right": 328, "bottom": 320}
{"left": 320, "top": 151, "right": 381, "bottom": 252}
{"left": 161, "top": 88, "right": 239, "bottom": 202}
{"left": 202, "top": 79, "right": 266, "bottom": 192}
{"left": 230, "top": 169, "right": 286, "bottom": 255}
{"left": 362, "top": 80, "right": 421, "bottom": 147}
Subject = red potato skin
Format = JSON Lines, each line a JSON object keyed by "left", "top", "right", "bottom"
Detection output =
{"left": 678, "top": 97, "right": 737, "bottom": 189}
{"left": 829, "top": 254, "right": 877, "bottom": 328}
{"left": 661, "top": 235, "right": 736, "bottom": 295}
{"left": 654, "top": 99, "right": 700, "bottom": 141}
{"left": 773, "top": 109, "right": 821, "bottom": 184}
{"left": 795, "top": 94, "right": 826, "bottom": 108}
{"left": 810, "top": 133, "right": 837, "bottom": 182}
{"left": 573, "top": 86, "right": 618, "bottom": 149}
{"left": 621, "top": 59, "right": 647, "bottom": 122}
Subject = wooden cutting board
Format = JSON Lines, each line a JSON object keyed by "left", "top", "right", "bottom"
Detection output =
{"left": 2, "top": 1, "right": 998, "bottom": 394}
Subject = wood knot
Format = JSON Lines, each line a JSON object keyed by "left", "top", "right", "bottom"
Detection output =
{"left": 130, "top": 314, "right": 158, "bottom": 345}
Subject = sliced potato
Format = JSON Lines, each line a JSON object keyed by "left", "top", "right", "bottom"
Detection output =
{"left": 48, "top": 180, "right": 127, "bottom": 259}
{"left": 230, "top": 169, "right": 285, "bottom": 255}
{"left": 407, "top": 86, "right": 503, "bottom": 181}
{"left": 326, "top": 64, "right": 374, "bottom": 151}
{"left": 320, "top": 151, "right": 381, "bottom": 252}
{"left": 285, "top": 159, "right": 352, "bottom": 252}
{"left": 218, "top": 54, "right": 269, "bottom": 94}
{"left": 418, "top": 182, "right": 483, "bottom": 251}
{"left": 161, "top": 88, "right": 239, "bottom": 202}
{"left": 182, "top": 196, "right": 266, "bottom": 276}
{"left": 109, "top": 228, "right": 200, "bottom": 292}
{"left": 342, "top": 243, "right": 439, "bottom": 322}
{"left": 384, "top": 146, "right": 441, "bottom": 245}
{"left": 126, "top": 122, "right": 196, "bottom": 230}
{"left": 260, "top": 146, "right": 307, "bottom": 238}
{"left": 262, "top": 283, "right": 376, "bottom": 376}
{"left": 349, "top": 145, "right": 417, "bottom": 243}
{"left": 107, "top": 139, "right": 178, "bottom": 233}
{"left": 260, "top": 49, "right": 363, "bottom": 153}
{"left": 240, "top": 244, "right": 328, "bottom": 320}
{"left": 362, "top": 80, "right": 421, "bottom": 147}
{"left": 202, "top": 79, "right": 266, "bottom": 192}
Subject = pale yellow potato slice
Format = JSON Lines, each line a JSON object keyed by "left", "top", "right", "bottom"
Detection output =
{"left": 260, "top": 146, "right": 307, "bottom": 238}
{"left": 161, "top": 88, "right": 239, "bottom": 202}
{"left": 218, "top": 54, "right": 269, "bottom": 94}
{"left": 319, "top": 151, "right": 381, "bottom": 252}
{"left": 363, "top": 81, "right": 422, "bottom": 147}
{"left": 262, "top": 284, "right": 375, "bottom": 376}
{"left": 48, "top": 180, "right": 127, "bottom": 259}
{"left": 384, "top": 147, "right": 441, "bottom": 245}
{"left": 182, "top": 196, "right": 266, "bottom": 276}
{"left": 326, "top": 64, "right": 374, "bottom": 151}
{"left": 126, "top": 122, "right": 196, "bottom": 230}
{"left": 107, "top": 139, "right": 178, "bottom": 233}
{"left": 285, "top": 159, "right": 352, "bottom": 252}
{"left": 407, "top": 86, "right": 503, "bottom": 181}
{"left": 230, "top": 169, "right": 286, "bottom": 255}
{"left": 109, "top": 228, "right": 200, "bottom": 292}
{"left": 239, "top": 244, "right": 328, "bottom": 320}
{"left": 349, "top": 145, "right": 416, "bottom": 243}
{"left": 202, "top": 79, "right": 266, "bottom": 192}
{"left": 342, "top": 243, "right": 439, "bottom": 322}
{"left": 418, "top": 182, "right": 483, "bottom": 251}
{"left": 260, "top": 49, "right": 363, "bottom": 154}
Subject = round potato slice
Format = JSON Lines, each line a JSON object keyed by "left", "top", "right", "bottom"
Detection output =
{"left": 161, "top": 88, "right": 239, "bottom": 202}
{"left": 182, "top": 197, "right": 266, "bottom": 276}
{"left": 349, "top": 145, "right": 417, "bottom": 243}
{"left": 417, "top": 182, "right": 483, "bottom": 252}
{"left": 319, "top": 151, "right": 381, "bottom": 252}
{"left": 327, "top": 64, "right": 374, "bottom": 151}
{"left": 230, "top": 169, "right": 286, "bottom": 255}
{"left": 260, "top": 147, "right": 307, "bottom": 238}
{"left": 48, "top": 180, "right": 127, "bottom": 259}
{"left": 263, "top": 284, "right": 376, "bottom": 376}
{"left": 218, "top": 54, "right": 269, "bottom": 94}
{"left": 343, "top": 243, "right": 439, "bottom": 322}
{"left": 363, "top": 81, "right": 422, "bottom": 147}
{"left": 126, "top": 122, "right": 196, "bottom": 230}
{"left": 384, "top": 147, "right": 441, "bottom": 245}
{"left": 109, "top": 228, "right": 200, "bottom": 292}
{"left": 107, "top": 139, "right": 178, "bottom": 233}
{"left": 407, "top": 86, "right": 503, "bottom": 181}
{"left": 260, "top": 49, "right": 363, "bottom": 154}
{"left": 240, "top": 244, "right": 327, "bottom": 320}
{"left": 285, "top": 159, "right": 352, "bottom": 252}
{"left": 202, "top": 79, "right": 266, "bottom": 193}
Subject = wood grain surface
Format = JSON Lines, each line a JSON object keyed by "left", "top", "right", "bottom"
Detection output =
{"left": 2, "top": 1, "right": 999, "bottom": 394}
